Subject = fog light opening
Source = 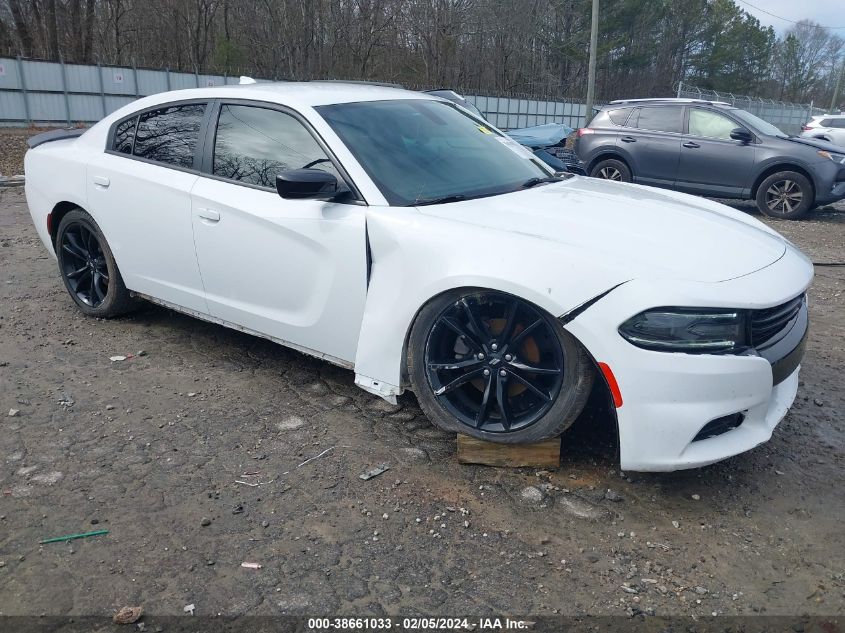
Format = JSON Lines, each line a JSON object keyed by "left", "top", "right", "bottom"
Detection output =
{"left": 693, "top": 412, "right": 746, "bottom": 442}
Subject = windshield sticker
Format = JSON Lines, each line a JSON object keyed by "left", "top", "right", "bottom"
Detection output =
{"left": 477, "top": 125, "right": 493, "bottom": 134}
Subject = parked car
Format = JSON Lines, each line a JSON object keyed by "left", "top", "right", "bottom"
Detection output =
{"left": 425, "top": 89, "right": 585, "bottom": 174}
{"left": 575, "top": 98, "right": 845, "bottom": 219}
{"left": 25, "top": 83, "right": 812, "bottom": 471}
{"left": 801, "top": 114, "right": 845, "bottom": 147}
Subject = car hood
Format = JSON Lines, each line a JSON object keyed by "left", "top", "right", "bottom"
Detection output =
{"left": 780, "top": 135, "right": 844, "bottom": 153}
{"left": 416, "top": 177, "right": 788, "bottom": 283}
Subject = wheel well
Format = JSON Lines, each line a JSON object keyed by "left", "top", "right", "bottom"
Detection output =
{"left": 49, "top": 201, "right": 80, "bottom": 248}
{"left": 587, "top": 152, "right": 630, "bottom": 175}
{"left": 399, "top": 285, "right": 621, "bottom": 453}
{"left": 751, "top": 164, "right": 815, "bottom": 200}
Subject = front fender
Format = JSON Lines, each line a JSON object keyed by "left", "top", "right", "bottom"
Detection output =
{"left": 353, "top": 206, "right": 627, "bottom": 396}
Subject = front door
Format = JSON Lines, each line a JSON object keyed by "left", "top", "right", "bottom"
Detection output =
{"left": 190, "top": 102, "right": 368, "bottom": 364}
{"left": 675, "top": 107, "right": 757, "bottom": 197}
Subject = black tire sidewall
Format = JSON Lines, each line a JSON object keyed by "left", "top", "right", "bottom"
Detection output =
{"left": 590, "top": 158, "right": 632, "bottom": 182}
{"left": 756, "top": 171, "right": 813, "bottom": 219}
{"left": 407, "top": 289, "right": 594, "bottom": 444}
{"left": 56, "top": 209, "right": 126, "bottom": 317}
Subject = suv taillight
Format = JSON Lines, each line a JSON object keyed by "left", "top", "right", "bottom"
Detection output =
{"left": 577, "top": 128, "right": 595, "bottom": 137}
{"left": 801, "top": 125, "right": 812, "bottom": 131}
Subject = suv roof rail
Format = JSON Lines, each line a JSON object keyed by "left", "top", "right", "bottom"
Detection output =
{"left": 608, "top": 97, "right": 732, "bottom": 106}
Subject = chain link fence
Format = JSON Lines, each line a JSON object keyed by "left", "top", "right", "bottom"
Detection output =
{"left": 677, "top": 82, "right": 825, "bottom": 135}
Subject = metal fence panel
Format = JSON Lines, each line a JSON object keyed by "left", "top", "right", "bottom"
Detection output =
{"left": 0, "top": 90, "right": 26, "bottom": 120}
{"left": 64, "top": 63, "right": 100, "bottom": 93}
{"left": 0, "top": 57, "right": 577, "bottom": 130}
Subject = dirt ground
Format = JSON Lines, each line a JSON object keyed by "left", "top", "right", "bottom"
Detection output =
{"left": 0, "top": 182, "right": 843, "bottom": 622}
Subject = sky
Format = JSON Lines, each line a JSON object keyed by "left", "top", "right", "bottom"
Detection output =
{"left": 734, "top": 0, "right": 845, "bottom": 34}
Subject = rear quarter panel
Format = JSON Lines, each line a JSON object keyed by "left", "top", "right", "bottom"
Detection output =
{"left": 24, "top": 138, "right": 89, "bottom": 256}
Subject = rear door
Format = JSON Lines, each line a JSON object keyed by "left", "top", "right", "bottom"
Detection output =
{"left": 86, "top": 101, "right": 209, "bottom": 313}
{"left": 623, "top": 105, "right": 684, "bottom": 187}
{"left": 675, "top": 107, "right": 757, "bottom": 197}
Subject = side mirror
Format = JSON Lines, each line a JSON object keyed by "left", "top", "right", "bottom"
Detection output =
{"left": 730, "top": 127, "right": 753, "bottom": 143}
{"left": 276, "top": 169, "right": 339, "bottom": 199}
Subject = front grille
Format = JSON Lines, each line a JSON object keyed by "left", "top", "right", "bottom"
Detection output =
{"left": 751, "top": 294, "right": 805, "bottom": 347}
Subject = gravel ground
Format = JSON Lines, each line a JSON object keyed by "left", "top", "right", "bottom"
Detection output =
{"left": 0, "top": 184, "right": 843, "bottom": 620}
{"left": 0, "top": 128, "right": 47, "bottom": 178}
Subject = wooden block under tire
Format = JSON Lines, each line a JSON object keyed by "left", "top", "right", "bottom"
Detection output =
{"left": 456, "top": 434, "right": 561, "bottom": 468}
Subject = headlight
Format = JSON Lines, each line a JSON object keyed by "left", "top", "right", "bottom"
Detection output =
{"left": 618, "top": 308, "right": 747, "bottom": 353}
{"left": 817, "top": 150, "right": 845, "bottom": 164}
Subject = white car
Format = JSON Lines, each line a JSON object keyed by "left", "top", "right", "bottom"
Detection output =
{"left": 801, "top": 114, "right": 845, "bottom": 146}
{"left": 24, "top": 83, "right": 813, "bottom": 471}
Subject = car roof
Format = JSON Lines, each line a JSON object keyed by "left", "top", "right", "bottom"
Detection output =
{"left": 143, "top": 81, "right": 436, "bottom": 109}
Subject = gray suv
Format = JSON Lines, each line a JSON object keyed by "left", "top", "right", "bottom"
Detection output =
{"left": 574, "top": 98, "right": 845, "bottom": 219}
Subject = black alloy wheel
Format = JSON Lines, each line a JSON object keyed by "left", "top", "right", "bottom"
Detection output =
{"left": 55, "top": 208, "right": 135, "bottom": 317}
{"left": 423, "top": 293, "right": 565, "bottom": 433}
{"left": 60, "top": 222, "right": 110, "bottom": 307}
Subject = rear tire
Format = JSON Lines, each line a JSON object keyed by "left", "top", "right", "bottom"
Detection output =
{"left": 407, "top": 289, "right": 594, "bottom": 444}
{"left": 589, "top": 158, "right": 632, "bottom": 182}
{"left": 755, "top": 171, "right": 813, "bottom": 219}
{"left": 56, "top": 208, "right": 136, "bottom": 318}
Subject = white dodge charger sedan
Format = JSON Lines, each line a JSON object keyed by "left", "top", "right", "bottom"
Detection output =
{"left": 24, "top": 82, "right": 813, "bottom": 471}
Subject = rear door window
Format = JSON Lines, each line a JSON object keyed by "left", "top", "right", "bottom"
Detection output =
{"left": 832, "top": 119, "right": 845, "bottom": 128}
{"left": 112, "top": 117, "right": 137, "bottom": 154}
{"left": 631, "top": 106, "right": 684, "bottom": 133}
{"left": 133, "top": 103, "right": 206, "bottom": 168}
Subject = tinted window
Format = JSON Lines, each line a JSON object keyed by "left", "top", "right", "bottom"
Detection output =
{"left": 113, "top": 117, "right": 137, "bottom": 154}
{"left": 832, "top": 119, "right": 845, "bottom": 129}
{"left": 133, "top": 104, "right": 206, "bottom": 168}
{"left": 318, "top": 100, "right": 549, "bottom": 206}
{"left": 631, "top": 106, "right": 683, "bottom": 133}
{"left": 688, "top": 109, "right": 736, "bottom": 140}
{"left": 213, "top": 104, "right": 339, "bottom": 188}
{"left": 820, "top": 119, "right": 832, "bottom": 127}
{"left": 607, "top": 108, "right": 632, "bottom": 125}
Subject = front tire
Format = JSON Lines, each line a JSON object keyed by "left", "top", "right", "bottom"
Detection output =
{"left": 756, "top": 171, "right": 813, "bottom": 219}
{"left": 407, "top": 289, "right": 594, "bottom": 444}
{"left": 589, "top": 158, "right": 632, "bottom": 182}
{"left": 56, "top": 208, "right": 135, "bottom": 317}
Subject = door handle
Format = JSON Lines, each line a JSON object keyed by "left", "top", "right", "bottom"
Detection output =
{"left": 92, "top": 175, "right": 110, "bottom": 188}
{"left": 682, "top": 142, "right": 701, "bottom": 149}
{"left": 620, "top": 136, "right": 637, "bottom": 143}
{"left": 196, "top": 208, "right": 221, "bottom": 223}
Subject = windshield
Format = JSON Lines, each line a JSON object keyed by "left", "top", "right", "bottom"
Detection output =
{"left": 316, "top": 99, "right": 550, "bottom": 206}
{"left": 731, "top": 109, "right": 787, "bottom": 137}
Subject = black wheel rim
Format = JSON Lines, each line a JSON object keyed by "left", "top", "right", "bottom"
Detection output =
{"left": 598, "top": 166, "right": 622, "bottom": 181}
{"left": 424, "top": 293, "right": 565, "bottom": 433}
{"left": 765, "top": 179, "right": 802, "bottom": 214}
{"left": 60, "top": 223, "right": 109, "bottom": 308}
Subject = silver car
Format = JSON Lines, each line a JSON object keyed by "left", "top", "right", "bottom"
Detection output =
{"left": 801, "top": 114, "right": 845, "bottom": 147}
